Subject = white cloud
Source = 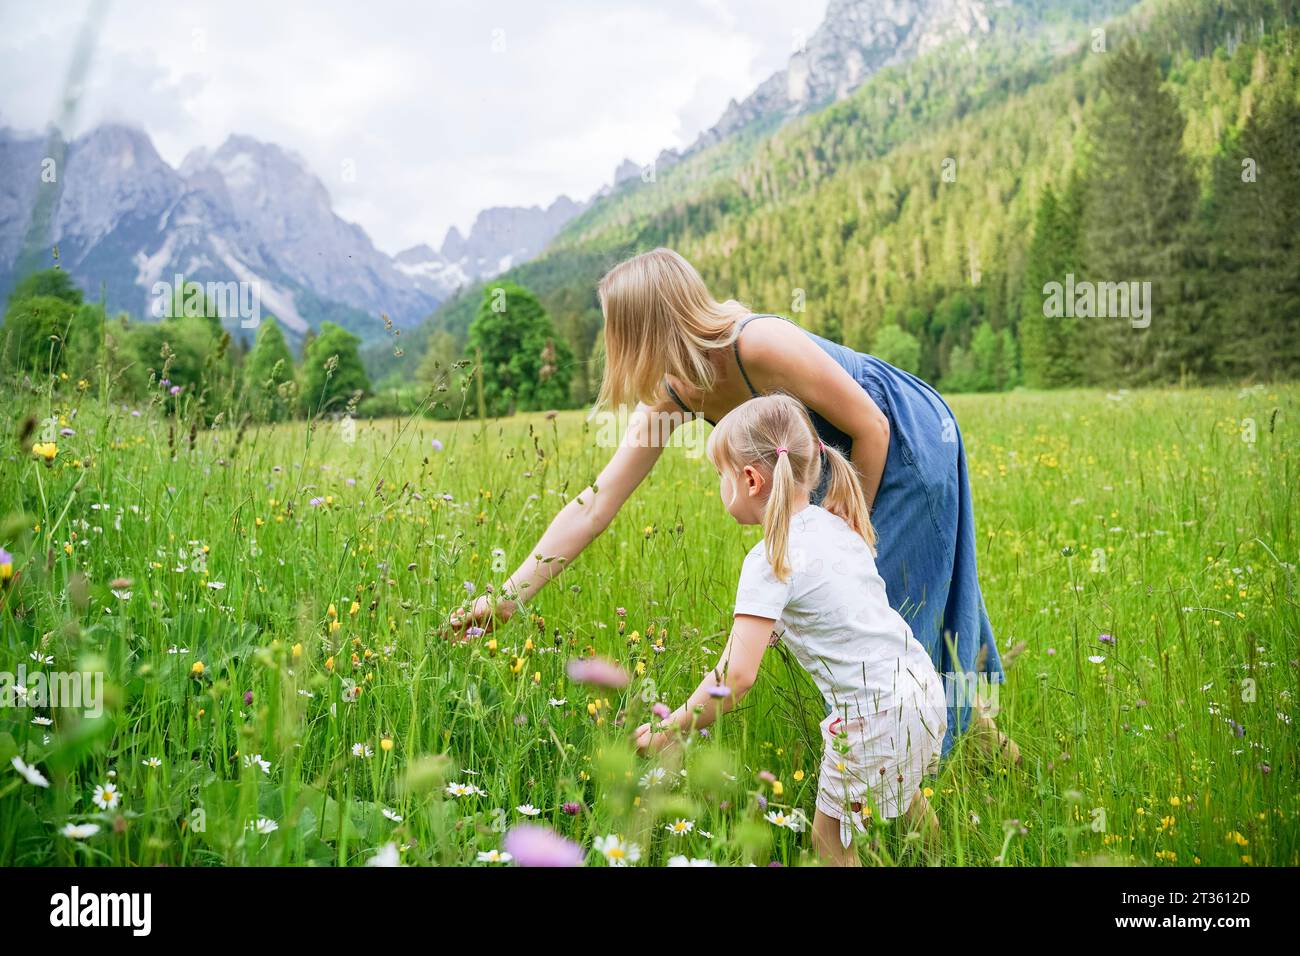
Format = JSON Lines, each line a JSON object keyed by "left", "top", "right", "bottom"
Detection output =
{"left": 0, "top": 0, "right": 825, "bottom": 255}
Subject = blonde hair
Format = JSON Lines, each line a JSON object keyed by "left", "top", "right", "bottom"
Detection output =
{"left": 595, "top": 247, "right": 750, "bottom": 409}
{"left": 706, "top": 394, "right": 877, "bottom": 581}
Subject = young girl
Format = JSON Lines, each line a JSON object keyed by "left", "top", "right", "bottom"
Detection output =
{"left": 633, "top": 394, "right": 947, "bottom": 865}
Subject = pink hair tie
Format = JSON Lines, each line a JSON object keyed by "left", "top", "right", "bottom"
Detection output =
{"left": 819, "top": 440, "right": 826, "bottom": 452}
{"left": 775, "top": 447, "right": 788, "bottom": 456}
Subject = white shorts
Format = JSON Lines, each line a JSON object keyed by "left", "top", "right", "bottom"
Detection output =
{"left": 815, "top": 677, "right": 946, "bottom": 846}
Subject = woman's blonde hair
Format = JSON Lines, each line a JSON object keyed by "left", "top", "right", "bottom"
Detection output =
{"left": 706, "top": 394, "right": 877, "bottom": 581}
{"left": 595, "top": 247, "right": 750, "bottom": 409}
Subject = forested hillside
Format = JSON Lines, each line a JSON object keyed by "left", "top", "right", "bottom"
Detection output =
{"left": 382, "top": 0, "right": 1298, "bottom": 401}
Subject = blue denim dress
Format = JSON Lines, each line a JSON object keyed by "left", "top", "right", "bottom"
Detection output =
{"left": 667, "top": 313, "right": 1005, "bottom": 756}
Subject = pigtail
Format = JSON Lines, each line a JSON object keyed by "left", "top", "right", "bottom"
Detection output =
{"left": 821, "top": 443, "right": 877, "bottom": 553}
{"left": 763, "top": 449, "right": 797, "bottom": 581}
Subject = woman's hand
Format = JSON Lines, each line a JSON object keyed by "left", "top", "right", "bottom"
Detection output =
{"left": 447, "top": 594, "right": 515, "bottom": 641}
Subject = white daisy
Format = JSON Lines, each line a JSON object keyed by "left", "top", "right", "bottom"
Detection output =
{"left": 142, "top": 757, "right": 162, "bottom": 768}
{"left": 365, "top": 843, "right": 403, "bottom": 867}
{"left": 477, "top": 849, "right": 513, "bottom": 864}
{"left": 11, "top": 756, "right": 49, "bottom": 788}
{"left": 594, "top": 834, "right": 641, "bottom": 866}
{"left": 667, "top": 855, "right": 717, "bottom": 866}
{"left": 446, "top": 782, "right": 475, "bottom": 797}
{"left": 92, "top": 783, "right": 120, "bottom": 811}
{"left": 548, "top": 698, "right": 567, "bottom": 707}
{"left": 351, "top": 743, "right": 374, "bottom": 759}
{"left": 764, "top": 809, "right": 797, "bottom": 830}
{"left": 29, "top": 650, "right": 54, "bottom": 664}
{"left": 639, "top": 767, "right": 667, "bottom": 788}
{"left": 382, "top": 808, "right": 403, "bottom": 822}
{"left": 61, "top": 823, "right": 100, "bottom": 839}
{"left": 516, "top": 804, "right": 542, "bottom": 817}
{"left": 247, "top": 817, "right": 278, "bottom": 835}
{"left": 243, "top": 753, "right": 272, "bottom": 774}
{"left": 665, "top": 818, "right": 695, "bottom": 836}
{"left": 31, "top": 716, "right": 53, "bottom": 727}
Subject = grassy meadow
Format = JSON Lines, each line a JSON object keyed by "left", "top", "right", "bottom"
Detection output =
{"left": 0, "top": 380, "right": 1296, "bottom": 866}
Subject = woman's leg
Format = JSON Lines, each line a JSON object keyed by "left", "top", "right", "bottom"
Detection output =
{"left": 812, "top": 808, "right": 860, "bottom": 867}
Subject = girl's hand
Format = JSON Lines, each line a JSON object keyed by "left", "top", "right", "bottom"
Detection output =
{"left": 633, "top": 722, "right": 677, "bottom": 757}
{"left": 447, "top": 594, "right": 514, "bottom": 641}
{"left": 632, "top": 722, "right": 654, "bottom": 755}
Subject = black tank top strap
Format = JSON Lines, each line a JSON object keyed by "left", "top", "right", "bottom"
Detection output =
{"left": 661, "top": 375, "right": 694, "bottom": 416}
{"left": 732, "top": 313, "right": 789, "bottom": 398}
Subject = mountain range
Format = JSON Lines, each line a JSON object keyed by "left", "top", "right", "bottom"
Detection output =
{"left": 1, "top": 0, "right": 1108, "bottom": 350}
{"left": 0, "top": 126, "right": 590, "bottom": 340}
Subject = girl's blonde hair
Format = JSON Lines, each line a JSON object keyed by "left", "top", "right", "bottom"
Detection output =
{"left": 595, "top": 247, "right": 750, "bottom": 409}
{"left": 707, "top": 394, "right": 877, "bottom": 581}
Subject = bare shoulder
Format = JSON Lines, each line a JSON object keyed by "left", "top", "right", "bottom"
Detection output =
{"left": 738, "top": 315, "right": 831, "bottom": 378}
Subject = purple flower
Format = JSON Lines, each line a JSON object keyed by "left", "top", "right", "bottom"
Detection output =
{"left": 698, "top": 728, "right": 709, "bottom": 739}
{"left": 309, "top": 496, "right": 325, "bottom": 507}
{"left": 561, "top": 801, "right": 582, "bottom": 815}
{"left": 346, "top": 478, "right": 356, "bottom": 486}
{"left": 463, "top": 581, "right": 475, "bottom": 596}
{"left": 566, "top": 655, "right": 630, "bottom": 689}
{"left": 169, "top": 385, "right": 181, "bottom": 396}
{"left": 243, "top": 691, "right": 254, "bottom": 706}
{"left": 467, "top": 626, "right": 485, "bottom": 638}
{"left": 430, "top": 438, "right": 444, "bottom": 452}
{"left": 160, "top": 378, "right": 170, "bottom": 387}
{"left": 706, "top": 684, "right": 731, "bottom": 698}
{"left": 1231, "top": 720, "right": 1245, "bottom": 738}
{"left": 757, "top": 795, "right": 768, "bottom": 811}
{"left": 652, "top": 702, "right": 670, "bottom": 719}
{"left": 60, "top": 428, "right": 75, "bottom": 437}
{"left": 503, "top": 824, "right": 584, "bottom": 867}
{"left": 514, "top": 713, "right": 529, "bottom": 726}
{"left": 615, "top": 607, "right": 626, "bottom": 618}
{"left": 1099, "top": 633, "right": 1116, "bottom": 645}
{"left": 0, "top": 546, "right": 12, "bottom": 566}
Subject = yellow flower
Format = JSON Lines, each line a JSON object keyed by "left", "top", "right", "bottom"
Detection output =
{"left": 1168, "top": 796, "right": 1180, "bottom": 807}
{"left": 190, "top": 661, "right": 205, "bottom": 676}
{"left": 793, "top": 769, "right": 805, "bottom": 782}
{"left": 771, "top": 780, "right": 784, "bottom": 797}
{"left": 32, "top": 442, "right": 57, "bottom": 462}
{"left": 532, "top": 671, "right": 541, "bottom": 684}
{"left": 292, "top": 643, "right": 303, "bottom": 659}
{"left": 349, "top": 601, "right": 360, "bottom": 615}
{"left": 923, "top": 786, "right": 934, "bottom": 799}
{"left": 380, "top": 738, "right": 394, "bottom": 752}
{"left": 325, "top": 656, "right": 335, "bottom": 672}
{"left": 1227, "top": 830, "right": 1248, "bottom": 847}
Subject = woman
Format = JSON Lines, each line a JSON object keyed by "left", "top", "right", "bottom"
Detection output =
{"left": 453, "top": 248, "right": 1018, "bottom": 761}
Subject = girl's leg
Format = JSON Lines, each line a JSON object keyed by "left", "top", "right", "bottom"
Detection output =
{"left": 811, "top": 808, "right": 860, "bottom": 867}
{"left": 902, "top": 790, "right": 941, "bottom": 863}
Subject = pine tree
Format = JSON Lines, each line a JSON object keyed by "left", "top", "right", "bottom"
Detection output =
{"left": 1020, "top": 176, "right": 1085, "bottom": 387}
{"left": 1207, "top": 72, "right": 1300, "bottom": 380}
{"left": 1080, "top": 40, "right": 1208, "bottom": 385}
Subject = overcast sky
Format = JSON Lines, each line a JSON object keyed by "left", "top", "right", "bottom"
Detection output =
{"left": 0, "top": 0, "right": 827, "bottom": 255}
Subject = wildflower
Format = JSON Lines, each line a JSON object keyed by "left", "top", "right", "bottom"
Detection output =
{"left": 92, "top": 783, "right": 120, "bottom": 811}
{"left": 566, "top": 655, "right": 629, "bottom": 689}
{"left": 640, "top": 767, "right": 667, "bottom": 788}
{"left": 0, "top": 547, "right": 13, "bottom": 582}
{"left": 665, "top": 819, "right": 695, "bottom": 836}
{"left": 142, "top": 757, "right": 162, "bottom": 768}
{"left": 652, "top": 702, "right": 671, "bottom": 719}
{"left": 61, "top": 823, "right": 100, "bottom": 839}
{"left": 1087, "top": 655, "right": 1105, "bottom": 664}
{"left": 243, "top": 691, "right": 254, "bottom": 707}
{"left": 190, "top": 661, "right": 205, "bottom": 677}
{"left": 169, "top": 385, "right": 181, "bottom": 396}
{"left": 31, "top": 716, "right": 52, "bottom": 726}
{"left": 431, "top": 438, "right": 444, "bottom": 452}
{"left": 382, "top": 808, "right": 403, "bottom": 822}
{"left": 562, "top": 801, "right": 582, "bottom": 815}
{"left": 246, "top": 817, "right": 278, "bottom": 835}
{"left": 503, "top": 824, "right": 584, "bottom": 867}
{"left": 243, "top": 753, "right": 272, "bottom": 775}
{"left": 352, "top": 743, "right": 374, "bottom": 759}
{"left": 380, "top": 737, "right": 394, "bottom": 752}
{"left": 446, "top": 782, "right": 478, "bottom": 798}
{"left": 11, "top": 756, "right": 49, "bottom": 788}
{"left": 365, "top": 843, "right": 403, "bottom": 867}
{"left": 764, "top": 809, "right": 798, "bottom": 829}
{"left": 477, "top": 849, "right": 513, "bottom": 863}
{"left": 593, "top": 834, "right": 641, "bottom": 866}
{"left": 1099, "top": 633, "right": 1116, "bottom": 645}
{"left": 516, "top": 804, "right": 542, "bottom": 817}
{"left": 32, "top": 442, "right": 57, "bottom": 462}
{"left": 667, "top": 856, "right": 717, "bottom": 866}
{"left": 549, "top": 697, "right": 567, "bottom": 707}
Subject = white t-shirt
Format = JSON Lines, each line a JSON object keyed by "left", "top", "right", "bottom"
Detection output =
{"left": 733, "top": 504, "right": 940, "bottom": 720}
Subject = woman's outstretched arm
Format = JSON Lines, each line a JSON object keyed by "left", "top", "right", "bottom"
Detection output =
{"left": 451, "top": 401, "right": 683, "bottom": 634}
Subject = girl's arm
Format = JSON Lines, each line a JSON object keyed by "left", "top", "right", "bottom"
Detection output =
{"left": 451, "top": 401, "right": 682, "bottom": 634}
{"left": 733, "top": 319, "right": 890, "bottom": 508}
{"left": 636, "top": 614, "right": 776, "bottom": 752}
